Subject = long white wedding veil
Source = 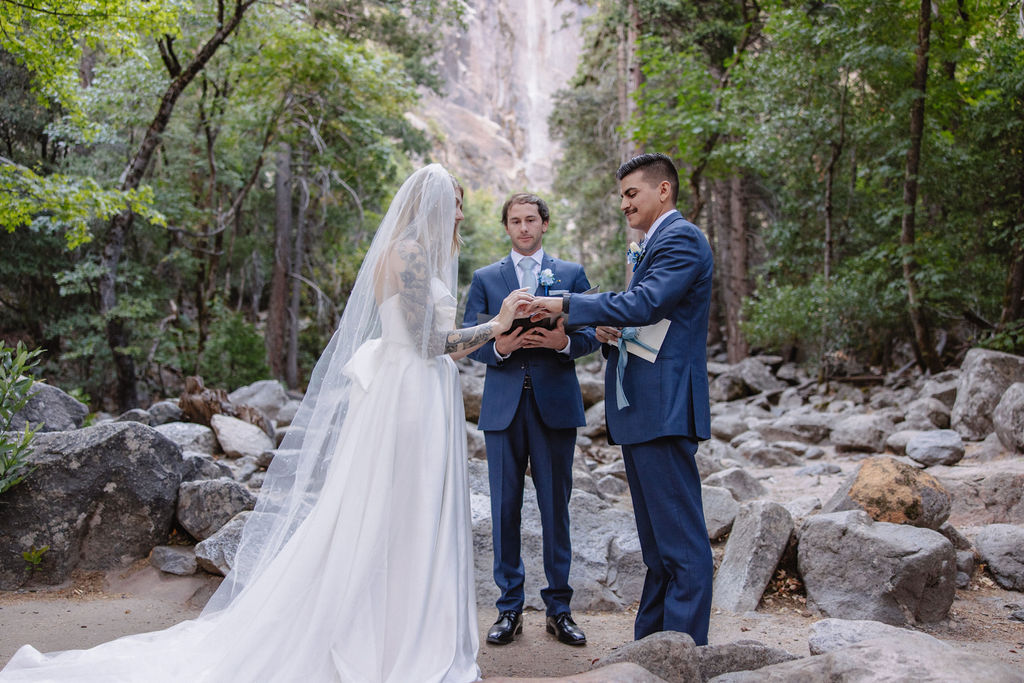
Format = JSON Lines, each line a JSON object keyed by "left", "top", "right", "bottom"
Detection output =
{"left": 204, "top": 163, "right": 460, "bottom": 611}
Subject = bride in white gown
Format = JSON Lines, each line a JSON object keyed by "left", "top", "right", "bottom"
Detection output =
{"left": 1, "top": 164, "right": 532, "bottom": 683}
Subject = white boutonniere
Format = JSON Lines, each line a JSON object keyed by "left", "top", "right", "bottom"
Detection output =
{"left": 538, "top": 268, "right": 556, "bottom": 295}
{"left": 627, "top": 241, "right": 643, "bottom": 269}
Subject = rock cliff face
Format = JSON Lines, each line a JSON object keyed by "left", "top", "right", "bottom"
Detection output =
{"left": 414, "top": 0, "right": 590, "bottom": 193}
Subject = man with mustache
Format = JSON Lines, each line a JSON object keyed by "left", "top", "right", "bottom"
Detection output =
{"left": 528, "top": 154, "right": 714, "bottom": 645}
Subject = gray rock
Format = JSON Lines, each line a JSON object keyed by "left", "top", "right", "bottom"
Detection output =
{"left": 735, "top": 439, "right": 801, "bottom": 467}
{"left": 0, "top": 423, "right": 182, "bottom": 589}
{"left": 149, "top": 545, "right": 197, "bottom": 576}
{"left": 973, "top": 524, "right": 1024, "bottom": 591}
{"left": 114, "top": 408, "right": 153, "bottom": 425}
{"left": 465, "top": 423, "right": 486, "bottom": 460}
{"left": 736, "top": 358, "right": 786, "bottom": 394}
{"left": 711, "top": 415, "right": 750, "bottom": 442}
{"left": 831, "top": 414, "right": 895, "bottom": 453}
{"left": 713, "top": 502, "right": 793, "bottom": 613}
{"left": 9, "top": 382, "right": 88, "bottom": 432}
{"left": 885, "top": 429, "right": 926, "bottom": 455}
{"left": 581, "top": 400, "right": 608, "bottom": 438}
{"left": 461, "top": 373, "right": 485, "bottom": 424}
{"left": 994, "top": 382, "right": 1024, "bottom": 453}
{"left": 956, "top": 549, "right": 975, "bottom": 588}
{"left": 952, "top": 347, "right": 1024, "bottom": 440}
{"left": 702, "top": 485, "right": 739, "bottom": 540}
{"left": 807, "top": 617, "right": 943, "bottom": 655}
{"left": 710, "top": 373, "right": 749, "bottom": 403}
{"left": 755, "top": 413, "right": 832, "bottom": 444}
{"left": 935, "top": 461, "right": 1024, "bottom": 524}
{"left": 596, "top": 631, "right": 700, "bottom": 683}
{"left": 710, "top": 631, "right": 1022, "bottom": 682}
{"left": 210, "top": 413, "right": 274, "bottom": 460}
{"left": 154, "top": 422, "right": 218, "bottom": 455}
{"left": 597, "top": 474, "right": 629, "bottom": 497}
{"left": 904, "top": 397, "right": 950, "bottom": 429}
{"left": 905, "top": 429, "right": 965, "bottom": 466}
{"left": 194, "top": 511, "right": 250, "bottom": 575}
{"left": 782, "top": 495, "right": 821, "bottom": 520}
{"left": 795, "top": 462, "right": 841, "bottom": 476}
{"left": 180, "top": 451, "right": 233, "bottom": 481}
{"left": 147, "top": 400, "right": 183, "bottom": 425}
{"left": 797, "top": 510, "right": 956, "bottom": 625}
{"left": 569, "top": 663, "right": 669, "bottom": 682}
{"left": 918, "top": 374, "right": 959, "bottom": 409}
{"left": 573, "top": 456, "right": 602, "bottom": 499}
{"left": 937, "top": 522, "right": 972, "bottom": 551}
{"left": 578, "top": 375, "right": 605, "bottom": 409}
{"left": 177, "top": 477, "right": 257, "bottom": 541}
{"left": 702, "top": 468, "right": 766, "bottom": 502}
{"left": 227, "top": 380, "right": 290, "bottom": 422}
{"left": 696, "top": 640, "right": 798, "bottom": 682}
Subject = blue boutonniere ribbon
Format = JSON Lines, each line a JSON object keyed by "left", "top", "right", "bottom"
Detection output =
{"left": 615, "top": 327, "right": 659, "bottom": 409}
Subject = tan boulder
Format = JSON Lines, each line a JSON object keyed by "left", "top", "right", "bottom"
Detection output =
{"left": 821, "top": 456, "right": 951, "bottom": 529}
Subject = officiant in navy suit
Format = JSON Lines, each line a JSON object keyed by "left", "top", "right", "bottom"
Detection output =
{"left": 462, "top": 193, "right": 600, "bottom": 647}
{"left": 528, "top": 154, "right": 714, "bottom": 646}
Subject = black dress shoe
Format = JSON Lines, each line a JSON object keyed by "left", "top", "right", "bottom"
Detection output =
{"left": 546, "top": 613, "right": 586, "bottom": 646}
{"left": 486, "top": 610, "right": 523, "bottom": 645}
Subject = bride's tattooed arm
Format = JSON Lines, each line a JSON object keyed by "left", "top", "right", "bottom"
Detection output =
{"left": 390, "top": 240, "right": 500, "bottom": 356}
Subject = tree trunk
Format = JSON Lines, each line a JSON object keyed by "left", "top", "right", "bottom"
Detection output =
{"left": 620, "top": 0, "right": 645, "bottom": 286}
{"left": 725, "top": 175, "right": 749, "bottom": 362}
{"left": 707, "top": 180, "right": 728, "bottom": 349}
{"left": 286, "top": 156, "right": 309, "bottom": 390}
{"left": 900, "top": 0, "right": 942, "bottom": 373}
{"left": 267, "top": 142, "right": 292, "bottom": 381}
{"left": 98, "top": 0, "right": 257, "bottom": 409}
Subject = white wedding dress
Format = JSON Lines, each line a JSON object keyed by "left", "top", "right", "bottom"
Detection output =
{"left": 1, "top": 280, "right": 480, "bottom": 683}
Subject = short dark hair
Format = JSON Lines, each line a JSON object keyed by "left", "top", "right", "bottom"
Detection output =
{"left": 616, "top": 153, "right": 679, "bottom": 205}
{"left": 501, "top": 192, "right": 550, "bottom": 226}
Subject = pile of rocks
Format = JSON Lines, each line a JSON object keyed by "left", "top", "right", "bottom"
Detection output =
{"left": 2, "top": 346, "right": 1023, "bottom": 679}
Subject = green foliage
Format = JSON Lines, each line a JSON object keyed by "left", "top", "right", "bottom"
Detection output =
{"left": 22, "top": 544, "right": 49, "bottom": 572}
{"left": 198, "top": 303, "right": 269, "bottom": 392}
{"left": 0, "top": 342, "right": 43, "bottom": 494}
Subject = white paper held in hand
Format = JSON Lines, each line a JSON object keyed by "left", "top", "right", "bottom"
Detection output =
{"left": 623, "top": 318, "right": 671, "bottom": 363}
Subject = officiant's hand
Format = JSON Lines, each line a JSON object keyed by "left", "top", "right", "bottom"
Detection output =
{"left": 495, "top": 326, "right": 530, "bottom": 355}
{"left": 522, "top": 317, "right": 569, "bottom": 350}
{"left": 595, "top": 325, "right": 621, "bottom": 345}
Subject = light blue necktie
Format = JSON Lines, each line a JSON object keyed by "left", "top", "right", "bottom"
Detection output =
{"left": 520, "top": 256, "right": 537, "bottom": 293}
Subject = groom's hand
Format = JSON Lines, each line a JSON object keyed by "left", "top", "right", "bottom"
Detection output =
{"left": 595, "top": 325, "right": 622, "bottom": 345}
{"left": 528, "top": 296, "right": 561, "bottom": 321}
{"left": 522, "top": 318, "right": 569, "bottom": 350}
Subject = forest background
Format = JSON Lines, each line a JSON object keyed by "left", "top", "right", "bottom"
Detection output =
{"left": 0, "top": 0, "right": 1022, "bottom": 412}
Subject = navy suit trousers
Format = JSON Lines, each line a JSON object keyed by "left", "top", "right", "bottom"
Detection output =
{"left": 485, "top": 387, "right": 576, "bottom": 616}
{"left": 621, "top": 435, "right": 713, "bottom": 644}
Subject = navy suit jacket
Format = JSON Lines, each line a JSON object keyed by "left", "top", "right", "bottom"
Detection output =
{"left": 567, "top": 211, "right": 712, "bottom": 445}
{"left": 463, "top": 254, "right": 601, "bottom": 432}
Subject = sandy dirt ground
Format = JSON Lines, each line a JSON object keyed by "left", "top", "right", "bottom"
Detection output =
{"left": 1, "top": 562, "right": 1021, "bottom": 679}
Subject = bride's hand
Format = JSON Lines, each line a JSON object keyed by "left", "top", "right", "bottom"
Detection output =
{"left": 494, "top": 288, "right": 533, "bottom": 334}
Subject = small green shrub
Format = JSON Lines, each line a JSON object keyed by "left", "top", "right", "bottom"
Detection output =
{"left": 0, "top": 342, "right": 43, "bottom": 494}
{"left": 22, "top": 544, "right": 48, "bottom": 572}
{"left": 199, "top": 303, "right": 270, "bottom": 391}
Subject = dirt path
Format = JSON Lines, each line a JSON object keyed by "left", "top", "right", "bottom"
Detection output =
{"left": 2, "top": 564, "right": 1020, "bottom": 678}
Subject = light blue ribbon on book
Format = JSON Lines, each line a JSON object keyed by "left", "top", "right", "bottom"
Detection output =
{"left": 616, "top": 327, "right": 658, "bottom": 409}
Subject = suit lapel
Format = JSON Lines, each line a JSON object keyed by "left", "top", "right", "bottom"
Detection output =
{"left": 629, "top": 211, "right": 679, "bottom": 288}
{"left": 500, "top": 257, "right": 520, "bottom": 293}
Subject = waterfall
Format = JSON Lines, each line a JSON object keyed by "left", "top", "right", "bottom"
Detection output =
{"left": 415, "top": 0, "right": 592, "bottom": 193}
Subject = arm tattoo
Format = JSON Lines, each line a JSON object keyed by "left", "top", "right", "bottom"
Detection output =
{"left": 390, "top": 240, "right": 498, "bottom": 356}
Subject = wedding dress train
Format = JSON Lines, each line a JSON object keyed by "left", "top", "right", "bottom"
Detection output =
{"left": 2, "top": 285, "right": 480, "bottom": 682}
